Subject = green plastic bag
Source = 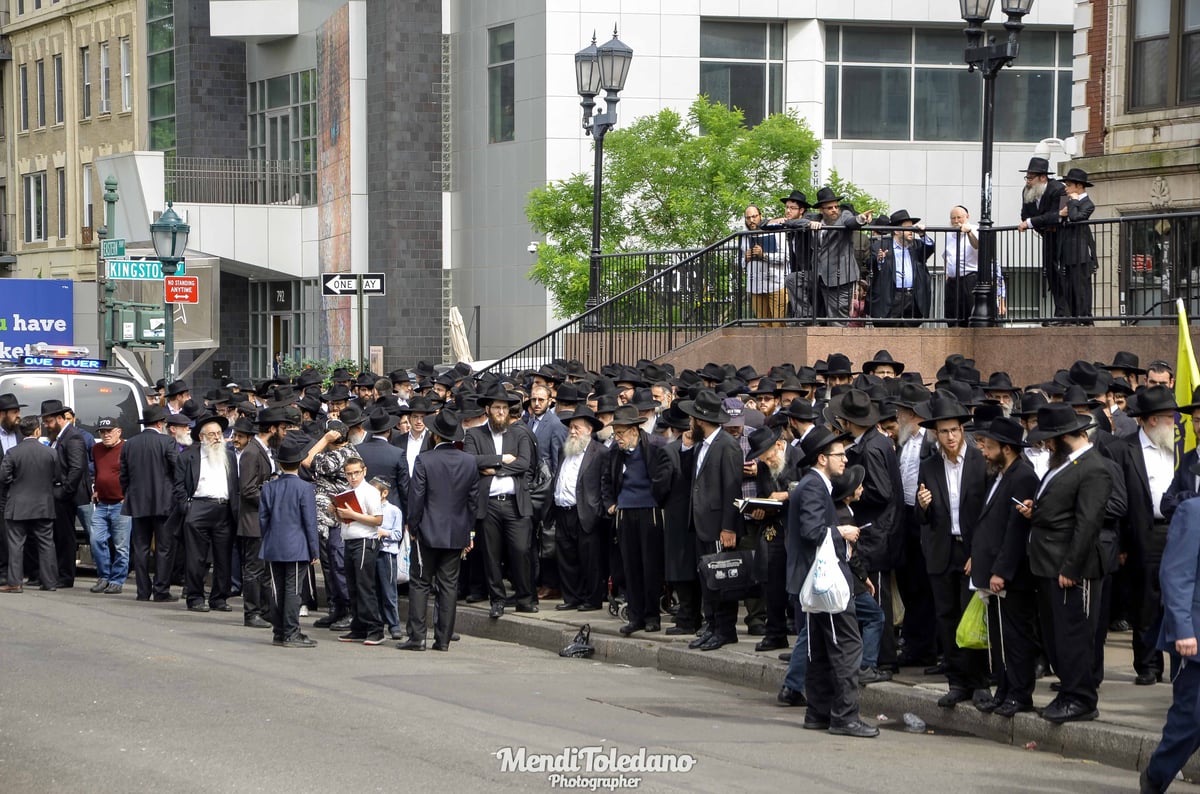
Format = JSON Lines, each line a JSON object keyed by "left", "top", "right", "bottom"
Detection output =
{"left": 955, "top": 595, "right": 989, "bottom": 649}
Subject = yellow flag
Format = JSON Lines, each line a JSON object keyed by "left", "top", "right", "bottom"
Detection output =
{"left": 1176, "top": 298, "right": 1199, "bottom": 457}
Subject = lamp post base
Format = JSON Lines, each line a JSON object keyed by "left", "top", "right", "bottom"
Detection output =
{"left": 967, "top": 282, "right": 994, "bottom": 328}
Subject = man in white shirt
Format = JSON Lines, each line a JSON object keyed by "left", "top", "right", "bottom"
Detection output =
{"left": 176, "top": 416, "right": 239, "bottom": 613}
{"left": 740, "top": 204, "right": 788, "bottom": 326}
{"left": 943, "top": 205, "right": 980, "bottom": 327}
{"left": 334, "top": 456, "right": 386, "bottom": 645}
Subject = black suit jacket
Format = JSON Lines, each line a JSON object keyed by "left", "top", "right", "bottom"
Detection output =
{"left": 660, "top": 438, "right": 696, "bottom": 582}
{"left": 236, "top": 440, "right": 273, "bottom": 538}
{"left": 1103, "top": 429, "right": 1162, "bottom": 557}
{"left": 1029, "top": 446, "right": 1111, "bottom": 580}
{"left": 969, "top": 458, "right": 1039, "bottom": 591}
{"left": 552, "top": 439, "right": 610, "bottom": 533}
{"left": 53, "top": 423, "right": 92, "bottom": 506}
{"left": 867, "top": 235, "right": 935, "bottom": 318}
{"left": 0, "top": 438, "right": 59, "bottom": 520}
{"left": 355, "top": 436, "right": 410, "bottom": 513}
{"left": 847, "top": 428, "right": 904, "bottom": 571}
{"left": 604, "top": 432, "right": 674, "bottom": 511}
{"left": 917, "top": 444, "right": 988, "bottom": 576}
{"left": 1021, "top": 179, "right": 1066, "bottom": 279}
{"left": 408, "top": 443, "right": 479, "bottom": 549}
{"left": 689, "top": 430, "right": 743, "bottom": 544}
{"left": 784, "top": 469, "right": 849, "bottom": 595}
{"left": 390, "top": 429, "right": 434, "bottom": 457}
{"left": 463, "top": 423, "right": 535, "bottom": 519}
{"left": 119, "top": 428, "right": 179, "bottom": 518}
{"left": 1058, "top": 194, "right": 1096, "bottom": 267}
{"left": 173, "top": 444, "right": 240, "bottom": 526}
{"left": 1162, "top": 448, "right": 1200, "bottom": 521}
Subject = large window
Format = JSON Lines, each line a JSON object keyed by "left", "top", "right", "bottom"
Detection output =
{"left": 80, "top": 47, "right": 91, "bottom": 119}
{"left": 147, "top": 0, "right": 176, "bottom": 153}
{"left": 699, "top": 20, "right": 785, "bottom": 127}
{"left": 82, "top": 163, "right": 94, "bottom": 229}
{"left": 825, "top": 25, "right": 1072, "bottom": 142}
{"left": 488, "top": 24, "right": 515, "bottom": 143}
{"left": 1130, "top": 0, "right": 1200, "bottom": 109}
{"left": 56, "top": 168, "right": 65, "bottom": 239}
{"left": 19, "top": 65, "right": 28, "bottom": 131}
{"left": 23, "top": 172, "right": 47, "bottom": 243}
{"left": 53, "top": 54, "right": 63, "bottom": 124}
{"left": 247, "top": 70, "right": 317, "bottom": 204}
{"left": 120, "top": 38, "right": 131, "bottom": 111}
{"left": 99, "top": 42, "right": 110, "bottom": 114}
{"left": 35, "top": 60, "right": 45, "bottom": 128}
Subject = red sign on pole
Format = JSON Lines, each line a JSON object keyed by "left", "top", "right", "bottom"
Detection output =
{"left": 164, "top": 276, "right": 199, "bottom": 304}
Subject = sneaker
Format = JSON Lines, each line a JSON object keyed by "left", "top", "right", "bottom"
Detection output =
{"left": 103, "top": 583, "right": 124, "bottom": 594}
{"left": 299, "top": 605, "right": 309, "bottom": 617}
{"left": 338, "top": 632, "right": 367, "bottom": 643}
{"left": 90, "top": 579, "right": 110, "bottom": 593}
{"left": 362, "top": 633, "right": 387, "bottom": 646}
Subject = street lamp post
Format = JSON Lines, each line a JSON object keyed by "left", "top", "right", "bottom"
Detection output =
{"left": 150, "top": 201, "right": 189, "bottom": 383}
{"left": 576, "top": 27, "right": 633, "bottom": 316}
{"left": 962, "top": 0, "right": 1034, "bottom": 328}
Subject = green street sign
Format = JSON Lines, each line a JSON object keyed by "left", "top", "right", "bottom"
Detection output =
{"left": 101, "top": 238, "right": 126, "bottom": 258}
{"left": 106, "top": 258, "right": 186, "bottom": 280}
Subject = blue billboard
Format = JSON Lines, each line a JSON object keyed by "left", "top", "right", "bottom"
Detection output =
{"left": 0, "top": 279, "right": 74, "bottom": 359}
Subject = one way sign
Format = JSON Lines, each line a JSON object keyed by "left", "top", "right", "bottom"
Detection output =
{"left": 321, "top": 272, "right": 387, "bottom": 297}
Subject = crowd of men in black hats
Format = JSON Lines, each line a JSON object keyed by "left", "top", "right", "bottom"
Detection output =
{"left": 2, "top": 346, "right": 1197, "bottom": 737}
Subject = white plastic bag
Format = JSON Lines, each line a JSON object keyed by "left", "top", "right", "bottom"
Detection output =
{"left": 799, "top": 528, "right": 851, "bottom": 614}
{"left": 396, "top": 530, "right": 413, "bottom": 585}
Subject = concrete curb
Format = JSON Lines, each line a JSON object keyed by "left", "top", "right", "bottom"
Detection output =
{"left": 446, "top": 604, "right": 1196, "bottom": 779}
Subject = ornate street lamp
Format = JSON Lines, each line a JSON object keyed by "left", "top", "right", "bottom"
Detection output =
{"left": 150, "top": 201, "right": 189, "bottom": 381}
{"left": 576, "top": 26, "right": 632, "bottom": 316}
{"left": 962, "top": 0, "right": 1035, "bottom": 327}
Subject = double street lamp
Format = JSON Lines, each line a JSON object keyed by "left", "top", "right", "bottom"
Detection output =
{"left": 962, "top": 0, "right": 1035, "bottom": 327}
{"left": 150, "top": 201, "right": 189, "bottom": 382}
{"left": 575, "top": 27, "right": 633, "bottom": 315}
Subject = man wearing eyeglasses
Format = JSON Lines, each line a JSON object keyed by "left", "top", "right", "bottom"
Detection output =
{"left": 174, "top": 415, "right": 240, "bottom": 613}
{"left": 739, "top": 204, "right": 787, "bottom": 327}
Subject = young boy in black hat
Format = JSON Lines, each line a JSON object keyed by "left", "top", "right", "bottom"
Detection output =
{"left": 260, "top": 432, "right": 320, "bottom": 647}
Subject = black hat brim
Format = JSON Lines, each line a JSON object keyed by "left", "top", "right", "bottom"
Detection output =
{"left": 677, "top": 400, "right": 730, "bottom": 425}
{"left": 1026, "top": 414, "right": 1094, "bottom": 443}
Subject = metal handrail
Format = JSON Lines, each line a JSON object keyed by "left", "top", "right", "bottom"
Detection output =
{"left": 164, "top": 157, "right": 314, "bottom": 206}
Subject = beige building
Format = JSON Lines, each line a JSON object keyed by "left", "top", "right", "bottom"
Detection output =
{"left": 2, "top": 0, "right": 144, "bottom": 280}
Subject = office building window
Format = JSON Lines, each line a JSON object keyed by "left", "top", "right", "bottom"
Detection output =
{"left": 148, "top": 0, "right": 176, "bottom": 154}
{"left": 246, "top": 70, "right": 317, "bottom": 204}
{"left": 699, "top": 20, "right": 785, "bottom": 127}
{"left": 825, "top": 25, "right": 1073, "bottom": 142}
{"left": 83, "top": 163, "right": 94, "bottom": 229}
{"left": 120, "top": 38, "right": 131, "bottom": 111}
{"left": 24, "top": 172, "right": 46, "bottom": 243}
{"left": 80, "top": 47, "right": 91, "bottom": 119}
{"left": 56, "top": 168, "right": 65, "bottom": 239}
{"left": 99, "top": 42, "right": 110, "bottom": 114}
{"left": 53, "top": 54, "right": 63, "bottom": 124}
{"left": 36, "top": 60, "right": 45, "bottom": 128}
{"left": 19, "top": 65, "right": 28, "bottom": 131}
{"left": 1129, "top": 0, "right": 1200, "bottom": 109}
{"left": 488, "top": 24, "right": 515, "bottom": 143}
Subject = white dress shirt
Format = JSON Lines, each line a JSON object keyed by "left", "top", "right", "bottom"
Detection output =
{"left": 554, "top": 450, "right": 585, "bottom": 508}
{"left": 943, "top": 451, "right": 965, "bottom": 536}
{"left": 899, "top": 428, "right": 925, "bottom": 506}
{"left": 194, "top": 452, "right": 230, "bottom": 500}
{"left": 1140, "top": 429, "right": 1175, "bottom": 520}
{"left": 489, "top": 428, "right": 515, "bottom": 496}
{"left": 943, "top": 226, "right": 979, "bottom": 279}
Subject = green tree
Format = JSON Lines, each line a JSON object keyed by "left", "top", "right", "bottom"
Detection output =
{"left": 526, "top": 97, "right": 883, "bottom": 317}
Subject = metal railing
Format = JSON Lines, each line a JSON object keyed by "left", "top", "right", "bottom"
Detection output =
{"left": 164, "top": 157, "right": 314, "bottom": 206}
{"left": 481, "top": 211, "right": 1200, "bottom": 375}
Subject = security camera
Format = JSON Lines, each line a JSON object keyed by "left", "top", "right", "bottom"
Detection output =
{"left": 527, "top": 241, "right": 539, "bottom": 254}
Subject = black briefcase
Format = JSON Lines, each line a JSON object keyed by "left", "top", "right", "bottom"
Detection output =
{"left": 698, "top": 544, "right": 759, "bottom": 601}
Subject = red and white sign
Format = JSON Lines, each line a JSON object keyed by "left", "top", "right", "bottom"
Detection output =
{"left": 164, "top": 276, "right": 199, "bottom": 304}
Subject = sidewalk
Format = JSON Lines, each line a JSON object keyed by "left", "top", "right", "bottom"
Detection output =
{"left": 447, "top": 596, "right": 1194, "bottom": 779}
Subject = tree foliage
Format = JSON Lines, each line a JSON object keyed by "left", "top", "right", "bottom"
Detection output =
{"left": 526, "top": 97, "right": 884, "bottom": 317}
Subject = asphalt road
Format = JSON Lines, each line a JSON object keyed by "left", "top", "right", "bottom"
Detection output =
{"left": 0, "top": 586, "right": 1181, "bottom": 793}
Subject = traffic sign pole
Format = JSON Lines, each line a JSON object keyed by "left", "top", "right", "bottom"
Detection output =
{"left": 357, "top": 276, "right": 365, "bottom": 370}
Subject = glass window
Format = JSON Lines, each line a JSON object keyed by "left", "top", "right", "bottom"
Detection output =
{"left": 914, "top": 68, "right": 982, "bottom": 141}
{"left": 19, "top": 65, "right": 28, "bottom": 131}
{"left": 99, "top": 42, "right": 110, "bottom": 114}
{"left": 147, "top": 19, "right": 174, "bottom": 52}
{"left": 149, "top": 85, "right": 175, "bottom": 117}
{"left": 246, "top": 70, "right": 317, "bottom": 203}
{"left": 915, "top": 29, "right": 967, "bottom": 65}
{"left": 149, "top": 118, "right": 175, "bottom": 152}
{"left": 1183, "top": 0, "right": 1200, "bottom": 101}
{"left": 82, "top": 163, "right": 94, "bottom": 228}
{"left": 698, "top": 21, "right": 785, "bottom": 128}
{"left": 488, "top": 24, "right": 515, "bottom": 143}
{"left": 35, "top": 60, "right": 44, "bottom": 127}
{"left": 24, "top": 172, "right": 46, "bottom": 243}
{"left": 1018, "top": 31, "right": 1057, "bottom": 66}
{"left": 840, "top": 66, "right": 910, "bottom": 139}
{"left": 120, "top": 38, "right": 131, "bottom": 111}
{"left": 700, "top": 20, "right": 767, "bottom": 59}
{"left": 53, "top": 55, "right": 63, "bottom": 124}
{"left": 843, "top": 28, "right": 911, "bottom": 63}
{"left": 994, "top": 69, "right": 1056, "bottom": 141}
{"left": 72, "top": 377, "right": 139, "bottom": 439}
{"left": 826, "top": 25, "right": 839, "bottom": 61}
{"left": 0, "top": 375, "right": 64, "bottom": 413}
{"left": 825, "top": 65, "right": 839, "bottom": 137}
{"left": 1128, "top": 0, "right": 1200, "bottom": 109}
{"left": 80, "top": 48, "right": 90, "bottom": 119}
{"left": 266, "top": 75, "right": 290, "bottom": 108}
{"left": 56, "top": 168, "right": 65, "bottom": 239}
{"left": 148, "top": 52, "right": 173, "bottom": 86}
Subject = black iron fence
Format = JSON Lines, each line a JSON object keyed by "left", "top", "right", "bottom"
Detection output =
{"left": 482, "top": 211, "right": 1200, "bottom": 375}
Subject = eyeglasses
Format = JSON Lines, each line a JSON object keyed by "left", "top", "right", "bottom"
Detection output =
{"left": 825, "top": 451, "right": 848, "bottom": 459}
{"left": 345, "top": 468, "right": 365, "bottom": 478}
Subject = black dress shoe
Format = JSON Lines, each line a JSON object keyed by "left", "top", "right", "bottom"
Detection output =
{"left": 187, "top": 603, "right": 211, "bottom": 612}
{"left": 244, "top": 615, "right": 271, "bottom": 628}
{"left": 747, "top": 624, "right": 767, "bottom": 636}
{"left": 396, "top": 638, "right": 427, "bottom": 651}
{"left": 153, "top": 593, "right": 179, "bottom": 602}
{"left": 687, "top": 631, "right": 714, "bottom": 649}
{"left": 1135, "top": 672, "right": 1163, "bottom": 686}
{"left": 618, "top": 622, "right": 645, "bottom": 636}
{"left": 777, "top": 686, "right": 806, "bottom": 707}
{"left": 281, "top": 635, "right": 318, "bottom": 648}
{"left": 859, "top": 667, "right": 893, "bottom": 685}
{"left": 975, "top": 695, "right": 1002, "bottom": 713}
{"left": 699, "top": 635, "right": 732, "bottom": 651}
{"left": 431, "top": 642, "right": 449, "bottom": 652}
{"left": 328, "top": 617, "right": 352, "bottom": 631}
{"left": 577, "top": 604, "right": 602, "bottom": 612}
{"left": 464, "top": 594, "right": 487, "bottom": 604}
{"left": 555, "top": 602, "right": 581, "bottom": 611}
{"left": 802, "top": 717, "right": 831, "bottom": 730}
{"left": 755, "top": 636, "right": 789, "bottom": 652}
{"left": 828, "top": 721, "right": 880, "bottom": 738}
{"left": 937, "top": 688, "right": 972, "bottom": 708}
{"left": 665, "top": 626, "right": 697, "bottom": 636}
{"left": 211, "top": 603, "right": 233, "bottom": 612}
{"left": 451, "top": 633, "right": 460, "bottom": 642}
{"left": 514, "top": 604, "right": 539, "bottom": 614}
{"left": 1142, "top": 769, "right": 1165, "bottom": 794}
{"left": 644, "top": 622, "right": 661, "bottom": 633}
{"left": 489, "top": 603, "right": 504, "bottom": 619}
{"left": 778, "top": 651, "right": 793, "bottom": 662}
{"left": 971, "top": 689, "right": 995, "bottom": 709}
{"left": 924, "top": 661, "right": 948, "bottom": 676}
{"left": 312, "top": 613, "right": 342, "bottom": 628}
{"left": 39, "top": 585, "right": 57, "bottom": 591}
{"left": 1041, "top": 700, "right": 1098, "bottom": 724}
{"left": 1109, "top": 619, "right": 1132, "bottom": 632}
{"left": 992, "top": 700, "right": 1034, "bottom": 718}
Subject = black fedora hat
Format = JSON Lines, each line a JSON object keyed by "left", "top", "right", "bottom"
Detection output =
{"left": 746, "top": 425, "right": 783, "bottom": 462}
{"left": 1126, "top": 384, "right": 1178, "bottom": 417}
{"left": 630, "top": 387, "right": 661, "bottom": 412}
{"left": 781, "top": 398, "right": 819, "bottom": 422}
{"left": 297, "top": 395, "right": 323, "bottom": 417}
{"left": 555, "top": 383, "right": 583, "bottom": 405}
{"left": 736, "top": 365, "right": 762, "bottom": 383}
{"left": 400, "top": 395, "right": 435, "bottom": 415}
{"left": 354, "top": 371, "right": 377, "bottom": 388}
{"left": 862, "top": 350, "right": 905, "bottom": 375}
{"left": 967, "top": 403, "right": 1004, "bottom": 430}
{"left": 799, "top": 425, "right": 852, "bottom": 468}
{"left": 699, "top": 363, "right": 727, "bottom": 383}
{"left": 477, "top": 381, "right": 522, "bottom": 406}
{"left": 140, "top": 405, "right": 168, "bottom": 425}
{"left": 458, "top": 395, "right": 485, "bottom": 419}
{"left": 831, "top": 389, "right": 880, "bottom": 428}
{"left": 337, "top": 404, "right": 366, "bottom": 427}
{"left": 256, "top": 406, "right": 291, "bottom": 427}
{"left": 1067, "top": 361, "right": 1105, "bottom": 397}
{"left": 973, "top": 416, "right": 1028, "bottom": 449}
{"left": 814, "top": 186, "right": 843, "bottom": 206}
{"left": 983, "top": 372, "right": 1017, "bottom": 393}
{"left": 776, "top": 375, "right": 808, "bottom": 394}
{"left": 427, "top": 409, "right": 464, "bottom": 443}
{"left": 893, "top": 382, "right": 932, "bottom": 409}
{"left": 566, "top": 404, "right": 605, "bottom": 434}
{"left": 1015, "top": 391, "right": 1049, "bottom": 418}
{"left": 0, "top": 393, "right": 26, "bottom": 411}
{"left": 364, "top": 408, "right": 399, "bottom": 435}
{"left": 750, "top": 377, "right": 778, "bottom": 397}
{"left": 825, "top": 353, "right": 854, "bottom": 377}
{"left": 779, "top": 189, "right": 810, "bottom": 208}
{"left": 1101, "top": 351, "right": 1146, "bottom": 376}
{"left": 1020, "top": 156, "right": 1052, "bottom": 175}
{"left": 677, "top": 388, "right": 731, "bottom": 425}
{"left": 1062, "top": 385, "right": 1103, "bottom": 410}
{"left": 1108, "top": 377, "right": 1136, "bottom": 397}
{"left": 230, "top": 416, "right": 258, "bottom": 436}
{"left": 321, "top": 384, "right": 352, "bottom": 403}
{"left": 295, "top": 368, "right": 323, "bottom": 389}
{"left": 165, "top": 379, "right": 190, "bottom": 398}
{"left": 831, "top": 464, "right": 866, "bottom": 503}
{"left": 330, "top": 367, "right": 354, "bottom": 382}
{"left": 609, "top": 404, "right": 645, "bottom": 427}
{"left": 411, "top": 360, "right": 436, "bottom": 379}
{"left": 40, "top": 399, "right": 70, "bottom": 418}
{"left": 1027, "top": 403, "right": 1094, "bottom": 442}
{"left": 594, "top": 394, "right": 620, "bottom": 415}
{"left": 888, "top": 209, "right": 921, "bottom": 226}
{"left": 917, "top": 395, "right": 972, "bottom": 429}
{"left": 1062, "top": 167, "right": 1094, "bottom": 187}
{"left": 658, "top": 404, "right": 692, "bottom": 432}
{"left": 191, "top": 413, "right": 228, "bottom": 441}
{"left": 275, "top": 431, "right": 315, "bottom": 465}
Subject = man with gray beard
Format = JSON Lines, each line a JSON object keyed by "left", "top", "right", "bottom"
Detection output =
{"left": 550, "top": 408, "right": 610, "bottom": 611}
{"left": 1017, "top": 156, "right": 1067, "bottom": 322}
{"left": 166, "top": 414, "right": 193, "bottom": 452}
{"left": 174, "top": 415, "right": 240, "bottom": 613}
{"left": 745, "top": 426, "right": 801, "bottom": 653}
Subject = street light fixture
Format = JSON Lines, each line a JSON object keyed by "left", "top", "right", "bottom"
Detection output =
{"left": 150, "top": 201, "right": 189, "bottom": 382}
{"left": 576, "top": 26, "right": 632, "bottom": 316}
{"left": 962, "top": 0, "right": 1035, "bottom": 327}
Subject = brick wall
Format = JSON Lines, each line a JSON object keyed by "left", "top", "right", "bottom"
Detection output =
{"left": 1084, "top": 0, "right": 1108, "bottom": 157}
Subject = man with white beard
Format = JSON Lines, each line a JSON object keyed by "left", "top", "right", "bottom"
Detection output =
{"left": 174, "top": 415, "right": 240, "bottom": 613}
{"left": 549, "top": 407, "right": 610, "bottom": 611}
{"left": 1103, "top": 386, "right": 1181, "bottom": 686}
{"left": 166, "top": 414, "right": 193, "bottom": 452}
{"left": 1017, "top": 157, "right": 1067, "bottom": 323}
